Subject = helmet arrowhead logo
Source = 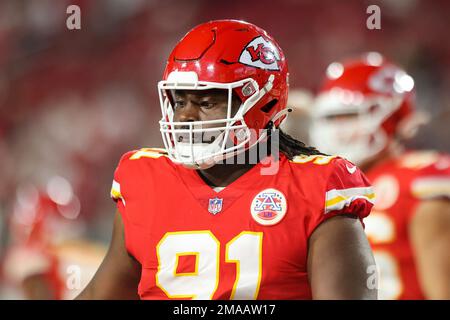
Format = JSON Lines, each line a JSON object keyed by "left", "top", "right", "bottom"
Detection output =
{"left": 239, "top": 36, "right": 280, "bottom": 71}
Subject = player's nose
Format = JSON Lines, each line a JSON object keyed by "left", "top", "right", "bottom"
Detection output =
{"left": 175, "top": 100, "right": 200, "bottom": 123}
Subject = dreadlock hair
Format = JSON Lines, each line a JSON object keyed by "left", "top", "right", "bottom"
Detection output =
{"left": 231, "top": 93, "right": 325, "bottom": 160}
{"left": 279, "top": 129, "right": 325, "bottom": 159}
{"left": 266, "top": 121, "right": 326, "bottom": 160}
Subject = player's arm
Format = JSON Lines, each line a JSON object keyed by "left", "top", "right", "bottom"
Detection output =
{"left": 22, "top": 274, "right": 56, "bottom": 300}
{"left": 410, "top": 199, "right": 450, "bottom": 299}
{"left": 75, "top": 211, "right": 141, "bottom": 300}
{"left": 307, "top": 215, "right": 377, "bottom": 300}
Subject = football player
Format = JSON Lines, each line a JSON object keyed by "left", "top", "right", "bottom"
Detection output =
{"left": 77, "top": 20, "right": 376, "bottom": 300}
{"left": 2, "top": 186, "right": 105, "bottom": 299}
{"left": 310, "top": 52, "right": 450, "bottom": 299}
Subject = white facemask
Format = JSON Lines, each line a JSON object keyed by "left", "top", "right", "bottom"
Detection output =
{"left": 310, "top": 90, "right": 403, "bottom": 165}
{"left": 158, "top": 72, "right": 283, "bottom": 169}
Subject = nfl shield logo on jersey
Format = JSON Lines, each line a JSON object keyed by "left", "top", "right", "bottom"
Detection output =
{"left": 251, "top": 188, "right": 287, "bottom": 226}
{"left": 208, "top": 197, "right": 223, "bottom": 215}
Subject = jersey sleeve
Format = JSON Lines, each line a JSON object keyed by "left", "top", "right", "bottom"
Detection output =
{"left": 110, "top": 148, "right": 167, "bottom": 209}
{"left": 308, "top": 158, "right": 375, "bottom": 236}
{"left": 109, "top": 150, "right": 144, "bottom": 260}
{"left": 110, "top": 150, "right": 136, "bottom": 215}
{"left": 410, "top": 153, "right": 450, "bottom": 200}
{"left": 109, "top": 148, "right": 168, "bottom": 260}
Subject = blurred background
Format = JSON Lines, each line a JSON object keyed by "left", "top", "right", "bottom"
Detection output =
{"left": 0, "top": 0, "right": 449, "bottom": 299}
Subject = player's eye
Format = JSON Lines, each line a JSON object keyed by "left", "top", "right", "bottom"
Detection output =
{"left": 199, "top": 101, "right": 216, "bottom": 109}
{"left": 174, "top": 100, "right": 185, "bottom": 109}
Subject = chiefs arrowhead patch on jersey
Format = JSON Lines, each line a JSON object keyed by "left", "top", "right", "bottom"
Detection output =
{"left": 251, "top": 188, "right": 287, "bottom": 226}
{"left": 239, "top": 36, "right": 281, "bottom": 71}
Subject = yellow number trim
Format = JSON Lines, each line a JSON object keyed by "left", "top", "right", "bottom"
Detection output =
{"left": 364, "top": 212, "right": 402, "bottom": 299}
{"left": 225, "top": 231, "right": 263, "bottom": 300}
{"left": 365, "top": 210, "right": 396, "bottom": 244}
{"left": 174, "top": 252, "right": 199, "bottom": 277}
{"left": 374, "top": 250, "right": 403, "bottom": 300}
{"left": 130, "top": 148, "right": 167, "bottom": 160}
{"left": 155, "top": 230, "right": 220, "bottom": 300}
{"left": 290, "top": 154, "right": 337, "bottom": 165}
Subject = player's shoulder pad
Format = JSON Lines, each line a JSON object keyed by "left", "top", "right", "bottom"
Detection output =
{"left": 324, "top": 156, "right": 371, "bottom": 188}
{"left": 289, "top": 154, "right": 339, "bottom": 166}
{"left": 115, "top": 147, "right": 168, "bottom": 172}
{"left": 111, "top": 148, "right": 168, "bottom": 201}
{"left": 123, "top": 147, "right": 168, "bottom": 162}
{"left": 400, "top": 150, "right": 450, "bottom": 200}
{"left": 324, "top": 156, "right": 375, "bottom": 214}
{"left": 289, "top": 154, "right": 360, "bottom": 177}
{"left": 397, "top": 150, "right": 449, "bottom": 171}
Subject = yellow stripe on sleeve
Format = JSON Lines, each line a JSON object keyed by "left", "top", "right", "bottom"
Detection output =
{"left": 110, "top": 180, "right": 122, "bottom": 200}
{"left": 325, "top": 187, "right": 375, "bottom": 213}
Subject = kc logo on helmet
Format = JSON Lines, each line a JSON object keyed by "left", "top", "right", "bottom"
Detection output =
{"left": 239, "top": 36, "right": 281, "bottom": 71}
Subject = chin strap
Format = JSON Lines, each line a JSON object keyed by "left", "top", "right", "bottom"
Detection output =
{"left": 177, "top": 107, "right": 293, "bottom": 169}
{"left": 267, "top": 107, "right": 292, "bottom": 131}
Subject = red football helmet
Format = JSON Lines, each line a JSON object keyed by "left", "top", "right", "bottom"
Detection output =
{"left": 158, "top": 19, "right": 289, "bottom": 169}
{"left": 310, "top": 52, "right": 416, "bottom": 165}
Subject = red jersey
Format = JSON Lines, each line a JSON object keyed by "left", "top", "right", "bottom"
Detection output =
{"left": 2, "top": 244, "right": 63, "bottom": 299}
{"left": 110, "top": 148, "right": 374, "bottom": 300}
{"left": 364, "top": 150, "right": 450, "bottom": 300}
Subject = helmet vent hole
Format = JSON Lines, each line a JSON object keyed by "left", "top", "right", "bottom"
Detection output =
{"left": 220, "top": 59, "right": 234, "bottom": 65}
{"left": 261, "top": 99, "right": 278, "bottom": 113}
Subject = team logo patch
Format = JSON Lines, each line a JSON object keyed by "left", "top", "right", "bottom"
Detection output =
{"left": 346, "top": 163, "right": 357, "bottom": 174}
{"left": 251, "top": 188, "right": 287, "bottom": 226}
{"left": 239, "top": 36, "right": 281, "bottom": 71}
{"left": 208, "top": 197, "right": 223, "bottom": 215}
